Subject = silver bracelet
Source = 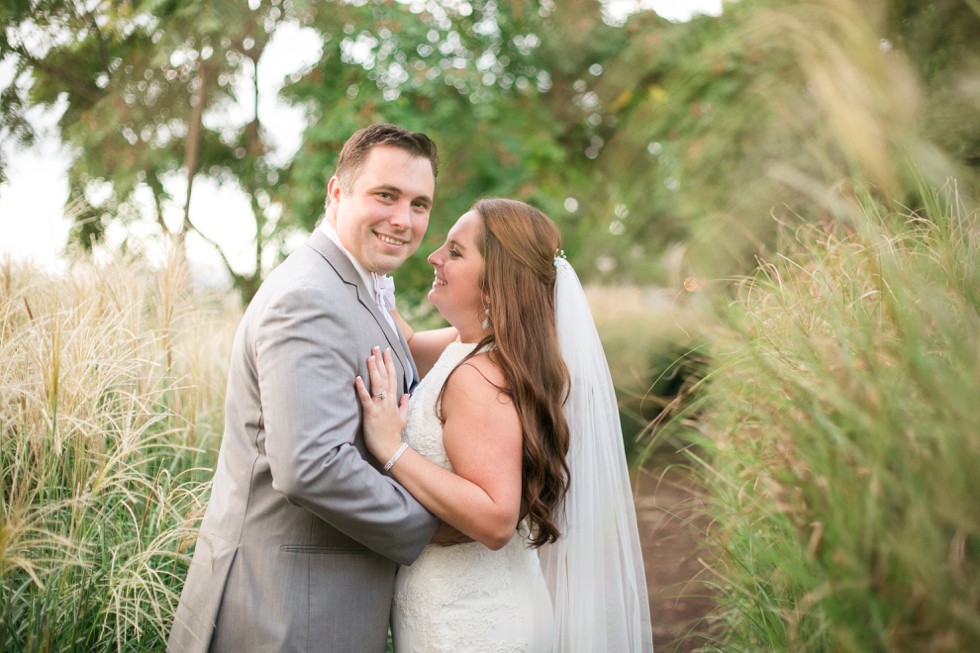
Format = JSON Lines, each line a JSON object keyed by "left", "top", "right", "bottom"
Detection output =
{"left": 383, "top": 442, "right": 410, "bottom": 472}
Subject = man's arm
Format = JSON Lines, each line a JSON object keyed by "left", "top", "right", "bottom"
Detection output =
{"left": 430, "top": 522, "right": 473, "bottom": 546}
{"left": 256, "top": 283, "right": 438, "bottom": 564}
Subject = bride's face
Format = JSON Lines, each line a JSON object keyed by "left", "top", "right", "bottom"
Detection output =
{"left": 427, "top": 210, "right": 487, "bottom": 339}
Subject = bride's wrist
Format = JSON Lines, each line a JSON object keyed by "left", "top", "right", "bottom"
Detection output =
{"left": 382, "top": 442, "right": 410, "bottom": 472}
{"left": 366, "top": 428, "right": 399, "bottom": 458}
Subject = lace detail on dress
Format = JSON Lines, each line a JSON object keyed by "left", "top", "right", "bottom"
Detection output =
{"left": 392, "top": 341, "right": 553, "bottom": 653}
{"left": 395, "top": 539, "right": 539, "bottom": 652}
{"left": 401, "top": 341, "right": 473, "bottom": 471}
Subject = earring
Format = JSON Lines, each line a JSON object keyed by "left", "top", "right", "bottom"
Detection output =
{"left": 482, "top": 305, "right": 490, "bottom": 330}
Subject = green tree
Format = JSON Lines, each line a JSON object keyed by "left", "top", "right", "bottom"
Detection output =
{"left": 279, "top": 0, "right": 565, "bottom": 306}
{"left": 0, "top": 0, "right": 39, "bottom": 186}
{"left": 279, "top": 0, "right": 653, "bottom": 305}
{"left": 3, "top": 0, "right": 305, "bottom": 302}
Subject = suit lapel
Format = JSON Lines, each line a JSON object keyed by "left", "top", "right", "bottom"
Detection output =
{"left": 306, "top": 230, "right": 416, "bottom": 392}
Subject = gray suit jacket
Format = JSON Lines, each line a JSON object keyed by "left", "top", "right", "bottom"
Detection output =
{"left": 167, "top": 231, "right": 438, "bottom": 652}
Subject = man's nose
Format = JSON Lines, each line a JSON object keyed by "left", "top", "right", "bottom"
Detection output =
{"left": 388, "top": 201, "right": 412, "bottom": 229}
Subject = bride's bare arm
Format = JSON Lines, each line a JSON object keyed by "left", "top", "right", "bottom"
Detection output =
{"left": 391, "top": 308, "right": 457, "bottom": 378}
{"left": 356, "top": 348, "right": 522, "bottom": 550}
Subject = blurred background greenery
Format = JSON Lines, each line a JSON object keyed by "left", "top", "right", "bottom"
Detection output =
{"left": 4, "top": 0, "right": 975, "bottom": 302}
{"left": 1, "top": 0, "right": 978, "bottom": 650}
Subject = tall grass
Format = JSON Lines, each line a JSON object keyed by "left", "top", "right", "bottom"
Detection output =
{"left": 687, "top": 182, "right": 979, "bottom": 651}
{"left": 0, "top": 251, "right": 235, "bottom": 651}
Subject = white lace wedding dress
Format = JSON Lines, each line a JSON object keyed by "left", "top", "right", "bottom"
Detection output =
{"left": 391, "top": 341, "right": 554, "bottom": 653}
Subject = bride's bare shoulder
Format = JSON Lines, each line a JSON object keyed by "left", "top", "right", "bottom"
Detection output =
{"left": 446, "top": 351, "right": 510, "bottom": 402}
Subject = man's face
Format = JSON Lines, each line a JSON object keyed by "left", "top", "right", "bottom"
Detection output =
{"left": 329, "top": 145, "right": 435, "bottom": 275}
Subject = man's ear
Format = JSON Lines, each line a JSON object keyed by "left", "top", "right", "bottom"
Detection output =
{"left": 326, "top": 175, "right": 342, "bottom": 205}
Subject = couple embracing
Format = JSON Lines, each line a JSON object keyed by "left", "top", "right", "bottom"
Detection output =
{"left": 168, "top": 124, "right": 653, "bottom": 652}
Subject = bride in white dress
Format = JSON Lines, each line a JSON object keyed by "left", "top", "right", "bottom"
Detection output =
{"left": 389, "top": 339, "right": 554, "bottom": 651}
{"left": 357, "top": 198, "right": 653, "bottom": 652}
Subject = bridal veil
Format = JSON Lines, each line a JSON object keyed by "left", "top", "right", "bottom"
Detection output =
{"left": 538, "top": 257, "right": 654, "bottom": 652}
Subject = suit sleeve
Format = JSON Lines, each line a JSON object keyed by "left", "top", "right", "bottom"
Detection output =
{"left": 255, "top": 283, "right": 438, "bottom": 564}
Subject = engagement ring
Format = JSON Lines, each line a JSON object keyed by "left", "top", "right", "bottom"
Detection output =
{"left": 373, "top": 390, "right": 387, "bottom": 399}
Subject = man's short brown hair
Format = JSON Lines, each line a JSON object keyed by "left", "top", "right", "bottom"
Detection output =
{"left": 334, "top": 124, "right": 439, "bottom": 195}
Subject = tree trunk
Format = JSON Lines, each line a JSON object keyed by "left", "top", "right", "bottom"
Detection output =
{"left": 181, "top": 60, "right": 209, "bottom": 243}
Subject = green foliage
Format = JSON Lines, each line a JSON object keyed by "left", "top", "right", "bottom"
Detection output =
{"left": 3, "top": 0, "right": 977, "bottom": 304}
{"left": 591, "top": 0, "right": 979, "bottom": 282}
{"left": 0, "top": 253, "right": 232, "bottom": 650}
{"left": 687, "top": 182, "right": 980, "bottom": 652}
{"left": 278, "top": 0, "right": 607, "bottom": 305}
{"left": 895, "top": 0, "right": 980, "bottom": 172}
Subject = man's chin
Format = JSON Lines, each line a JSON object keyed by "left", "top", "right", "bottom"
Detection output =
{"left": 372, "top": 259, "right": 406, "bottom": 276}
{"left": 374, "top": 252, "right": 418, "bottom": 274}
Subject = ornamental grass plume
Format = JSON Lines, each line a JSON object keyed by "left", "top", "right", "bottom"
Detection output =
{"left": 689, "top": 182, "right": 979, "bottom": 652}
{"left": 0, "top": 250, "right": 235, "bottom": 651}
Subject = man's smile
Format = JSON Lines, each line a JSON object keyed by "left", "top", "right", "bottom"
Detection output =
{"left": 376, "top": 232, "right": 408, "bottom": 246}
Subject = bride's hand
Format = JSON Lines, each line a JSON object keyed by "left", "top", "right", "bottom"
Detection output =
{"left": 355, "top": 346, "right": 409, "bottom": 463}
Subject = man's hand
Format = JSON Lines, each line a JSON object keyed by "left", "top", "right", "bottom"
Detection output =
{"left": 430, "top": 522, "right": 473, "bottom": 546}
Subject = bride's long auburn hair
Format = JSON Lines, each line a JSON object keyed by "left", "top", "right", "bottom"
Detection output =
{"left": 440, "top": 198, "right": 571, "bottom": 547}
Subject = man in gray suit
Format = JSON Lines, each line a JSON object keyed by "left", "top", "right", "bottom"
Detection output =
{"left": 168, "top": 124, "right": 443, "bottom": 652}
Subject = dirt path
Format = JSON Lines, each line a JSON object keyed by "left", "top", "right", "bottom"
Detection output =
{"left": 635, "top": 464, "right": 717, "bottom": 652}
